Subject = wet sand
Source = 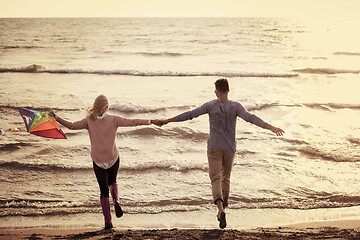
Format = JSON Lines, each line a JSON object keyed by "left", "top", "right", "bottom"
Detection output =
{"left": 1, "top": 219, "right": 360, "bottom": 240}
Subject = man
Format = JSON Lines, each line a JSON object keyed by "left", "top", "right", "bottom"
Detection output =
{"left": 161, "top": 78, "right": 284, "bottom": 229}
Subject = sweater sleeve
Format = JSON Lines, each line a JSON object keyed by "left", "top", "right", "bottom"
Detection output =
{"left": 236, "top": 103, "right": 266, "bottom": 128}
{"left": 115, "top": 116, "right": 150, "bottom": 127}
{"left": 175, "top": 102, "right": 210, "bottom": 122}
{"left": 56, "top": 116, "right": 88, "bottom": 130}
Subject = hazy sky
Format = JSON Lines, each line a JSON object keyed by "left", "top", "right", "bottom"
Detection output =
{"left": 1, "top": 0, "right": 359, "bottom": 18}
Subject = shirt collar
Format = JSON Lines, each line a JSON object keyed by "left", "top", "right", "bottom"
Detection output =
{"left": 97, "top": 112, "right": 108, "bottom": 120}
{"left": 217, "top": 98, "right": 228, "bottom": 103}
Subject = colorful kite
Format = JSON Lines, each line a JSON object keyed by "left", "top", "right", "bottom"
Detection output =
{"left": 18, "top": 108, "right": 66, "bottom": 139}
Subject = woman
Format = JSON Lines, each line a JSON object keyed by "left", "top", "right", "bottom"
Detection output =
{"left": 52, "top": 95, "right": 161, "bottom": 229}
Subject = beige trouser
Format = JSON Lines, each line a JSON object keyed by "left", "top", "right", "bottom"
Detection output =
{"left": 207, "top": 149, "right": 235, "bottom": 208}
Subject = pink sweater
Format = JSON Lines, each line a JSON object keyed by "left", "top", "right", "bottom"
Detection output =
{"left": 56, "top": 114, "right": 150, "bottom": 164}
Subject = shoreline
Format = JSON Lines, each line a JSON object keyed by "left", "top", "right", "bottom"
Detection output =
{"left": 3, "top": 206, "right": 360, "bottom": 229}
{"left": 1, "top": 219, "right": 360, "bottom": 240}
{"left": 2, "top": 209, "right": 360, "bottom": 239}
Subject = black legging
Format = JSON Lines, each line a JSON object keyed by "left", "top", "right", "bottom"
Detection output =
{"left": 93, "top": 158, "right": 120, "bottom": 198}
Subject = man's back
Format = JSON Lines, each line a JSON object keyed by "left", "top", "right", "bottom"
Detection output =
{"left": 175, "top": 99, "right": 266, "bottom": 152}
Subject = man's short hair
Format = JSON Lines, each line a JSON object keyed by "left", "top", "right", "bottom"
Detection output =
{"left": 215, "top": 78, "right": 229, "bottom": 92}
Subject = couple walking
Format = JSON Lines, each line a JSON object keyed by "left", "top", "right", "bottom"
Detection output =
{"left": 52, "top": 78, "right": 284, "bottom": 229}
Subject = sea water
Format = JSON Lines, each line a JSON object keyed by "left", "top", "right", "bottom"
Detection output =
{"left": 0, "top": 18, "right": 359, "bottom": 229}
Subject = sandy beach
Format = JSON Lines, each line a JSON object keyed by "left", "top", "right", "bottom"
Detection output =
{"left": 1, "top": 219, "right": 360, "bottom": 240}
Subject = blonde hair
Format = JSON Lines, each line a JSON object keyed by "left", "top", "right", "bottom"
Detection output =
{"left": 87, "top": 94, "right": 109, "bottom": 120}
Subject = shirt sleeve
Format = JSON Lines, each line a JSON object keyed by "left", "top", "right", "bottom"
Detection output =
{"left": 236, "top": 103, "right": 266, "bottom": 128}
{"left": 115, "top": 116, "right": 151, "bottom": 127}
{"left": 175, "top": 101, "right": 210, "bottom": 122}
{"left": 56, "top": 116, "right": 88, "bottom": 130}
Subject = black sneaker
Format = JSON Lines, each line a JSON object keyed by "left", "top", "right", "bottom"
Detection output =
{"left": 104, "top": 222, "right": 113, "bottom": 230}
{"left": 219, "top": 212, "right": 226, "bottom": 229}
{"left": 115, "top": 202, "right": 123, "bottom": 218}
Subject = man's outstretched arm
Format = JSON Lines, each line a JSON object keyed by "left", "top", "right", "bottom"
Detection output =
{"left": 161, "top": 102, "right": 211, "bottom": 126}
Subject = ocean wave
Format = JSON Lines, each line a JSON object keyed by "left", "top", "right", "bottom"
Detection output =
{"left": 0, "top": 65, "right": 298, "bottom": 78}
{"left": 293, "top": 68, "right": 360, "bottom": 75}
{"left": 136, "top": 51, "right": 189, "bottom": 57}
{"left": 285, "top": 188, "right": 360, "bottom": 207}
{"left": 246, "top": 103, "right": 280, "bottom": 111}
{"left": 278, "top": 138, "right": 309, "bottom": 146}
{"left": 129, "top": 198, "right": 210, "bottom": 208}
{"left": 247, "top": 102, "right": 360, "bottom": 112}
{"left": 0, "top": 142, "right": 32, "bottom": 152}
{"left": 0, "top": 160, "right": 208, "bottom": 173}
{"left": 236, "top": 150, "right": 257, "bottom": 157}
{"left": 0, "top": 198, "right": 207, "bottom": 217}
{"left": 303, "top": 103, "right": 360, "bottom": 111}
{"left": 1, "top": 45, "right": 44, "bottom": 49}
{"left": 0, "top": 161, "right": 90, "bottom": 172}
{"left": 334, "top": 52, "right": 360, "bottom": 56}
{"left": 4, "top": 102, "right": 355, "bottom": 119}
{"left": 230, "top": 190, "right": 360, "bottom": 210}
{"left": 264, "top": 28, "right": 280, "bottom": 32}
{"left": 0, "top": 104, "right": 79, "bottom": 113}
{"left": 246, "top": 103, "right": 303, "bottom": 111}
{"left": 3, "top": 191, "right": 360, "bottom": 217}
{"left": 0, "top": 199, "right": 99, "bottom": 217}
{"left": 230, "top": 199, "right": 360, "bottom": 210}
{"left": 0, "top": 198, "right": 86, "bottom": 208}
{"left": 120, "top": 126, "right": 208, "bottom": 142}
{"left": 111, "top": 104, "right": 192, "bottom": 114}
{"left": 347, "top": 137, "right": 360, "bottom": 145}
{"left": 296, "top": 147, "right": 359, "bottom": 162}
{"left": 263, "top": 28, "right": 303, "bottom": 34}
{"left": 0, "top": 102, "right": 189, "bottom": 116}
{"left": 247, "top": 102, "right": 359, "bottom": 112}
{"left": 121, "top": 162, "right": 208, "bottom": 173}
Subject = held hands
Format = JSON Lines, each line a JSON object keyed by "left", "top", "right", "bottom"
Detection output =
{"left": 151, "top": 119, "right": 163, "bottom": 127}
{"left": 150, "top": 119, "right": 171, "bottom": 127}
